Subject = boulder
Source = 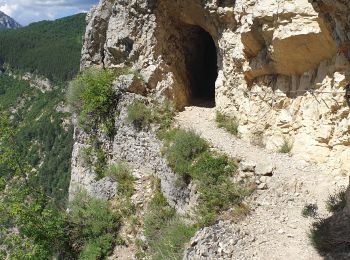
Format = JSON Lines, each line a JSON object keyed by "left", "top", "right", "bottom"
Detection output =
{"left": 255, "top": 162, "right": 275, "bottom": 176}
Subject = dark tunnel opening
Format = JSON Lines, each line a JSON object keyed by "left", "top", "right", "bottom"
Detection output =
{"left": 185, "top": 26, "right": 218, "bottom": 107}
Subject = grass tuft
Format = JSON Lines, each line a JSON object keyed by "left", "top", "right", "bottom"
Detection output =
{"left": 278, "top": 138, "right": 293, "bottom": 154}
{"left": 216, "top": 111, "right": 239, "bottom": 136}
{"left": 127, "top": 99, "right": 175, "bottom": 130}
{"left": 126, "top": 99, "right": 152, "bottom": 128}
{"left": 105, "top": 161, "right": 134, "bottom": 198}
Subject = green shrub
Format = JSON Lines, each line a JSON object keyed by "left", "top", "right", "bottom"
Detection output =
{"left": 78, "top": 241, "right": 101, "bottom": 260}
{"left": 144, "top": 184, "right": 176, "bottom": 238}
{"left": 302, "top": 203, "right": 318, "bottom": 218}
{"left": 150, "top": 218, "right": 197, "bottom": 260}
{"left": 326, "top": 188, "right": 346, "bottom": 213}
{"left": 116, "top": 197, "right": 136, "bottom": 219}
{"left": 79, "top": 234, "right": 114, "bottom": 260}
{"left": 80, "top": 146, "right": 93, "bottom": 168}
{"left": 191, "top": 152, "right": 236, "bottom": 180}
{"left": 153, "top": 100, "right": 176, "bottom": 131}
{"left": 67, "top": 68, "right": 118, "bottom": 136}
{"left": 308, "top": 215, "right": 350, "bottom": 254}
{"left": 66, "top": 76, "right": 85, "bottom": 113}
{"left": 68, "top": 192, "right": 120, "bottom": 259}
{"left": 279, "top": 138, "right": 293, "bottom": 154}
{"left": 161, "top": 128, "right": 253, "bottom": 227}
{"left": 105, "top": 161, "right": 134, "bottom": 198}
{"left": 127, "top": 99, "right": 175, "bottom": 131}
{"left": 126, "top": 99, "right": 152, "bottom": 127}
{"left": 94, "top": 147, "right": 107, "bottom": 180}
{"left": 105, "top": 161, "right": 136, "bottom": 218}
{"left": 164, "top": 129, "right": 208, "bottom": 180}
{"left": 79, "top": 142, "right": 107, "bottom": 181}
{"left": 143, "top": 180, "right": 196, "bottom": 259}
{"left": 158, "top": 127, "right": 180, "bottom": 142}
{"left": 216, "top": 111, "right": 239, "bottom": 136}
{"left": 191, "top": 152, "right": 250, "bottom": 226}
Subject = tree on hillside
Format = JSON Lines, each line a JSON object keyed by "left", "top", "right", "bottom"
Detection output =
{"left": 0, "top": 113, "right": 67, "bottom": 259}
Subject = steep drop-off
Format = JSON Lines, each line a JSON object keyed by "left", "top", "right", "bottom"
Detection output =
{"left": 0, "top": 13, "right": 86, "bottom": 204}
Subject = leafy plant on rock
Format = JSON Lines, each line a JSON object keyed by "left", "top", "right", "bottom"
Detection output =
{"left": 67, "top": 68, "right": 119, "bottom": 137}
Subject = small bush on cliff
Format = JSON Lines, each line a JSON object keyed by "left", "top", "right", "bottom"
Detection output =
{"left": 163, "top": 129, "right": 208, "bottom": 181}
{"left": 67, "top": 68, "right": 118, "bottom": 136}
{"left": 143, "top": 179, "right": 196, "bottom": 259}
{"left": 106, "top": 161, "right": 136, "bottom": 219}
{"left": 94, "top": 147, "right": 108, "bottom": 179}
{"left": 127, "top": 99, "right": 175, "bottom": 130}
{"left": 161, "top": 128, "right": 253, "bottom": 226}
{"left": 105, "top": 161, "right": 134, "bottom": 198}
{"left": 80, "top": 140, "right": 107, "bottom": 180}
{"left": 326, "top": 187, "right": 346, "bottom": 213}
{"left": 68, "top": 192, "right": 120, "bottom": 259}
{"left": 302, "top": 203, "right": 318, "bottom": 218}
{"left": 216, "top": 111, "right": 239, "bottom": 136}
{"left": 191, "top": 152, "right": 248, "bottom": 225}
{"left": 126, "top": 99, "right": 152, "bottom": 127}
{"left": 153, "top": 100, "right": 176, "bottom": 131}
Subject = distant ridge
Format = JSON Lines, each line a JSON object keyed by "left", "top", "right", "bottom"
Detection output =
{"left": 0, "top": 10, "right": 21, "bottom": 29}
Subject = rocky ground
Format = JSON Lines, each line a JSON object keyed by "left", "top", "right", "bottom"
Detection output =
{"left": 177, "top": 106, "right": 348, "bottom": 260}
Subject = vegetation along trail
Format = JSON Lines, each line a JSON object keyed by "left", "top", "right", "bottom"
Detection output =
{"left": 176, "top": 106, "right": 348, "bottom": 260}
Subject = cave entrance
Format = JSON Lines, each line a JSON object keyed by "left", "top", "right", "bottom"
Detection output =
{"left": 185, "top": 26, "right": 218, "bottom": 107}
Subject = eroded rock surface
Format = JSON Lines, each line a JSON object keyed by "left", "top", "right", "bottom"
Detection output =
{"left": 79, "top": 0, "right": 350, "bottom": 172}
{"left": 69, "top": 93, "right": 196, "bottom": 214}
{"left": 70, "top": 0, "right": 350, "bottom": 258}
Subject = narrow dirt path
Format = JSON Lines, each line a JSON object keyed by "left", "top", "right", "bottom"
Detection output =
{"left": 176, "top": 106, "right": 348, "bottom": 260}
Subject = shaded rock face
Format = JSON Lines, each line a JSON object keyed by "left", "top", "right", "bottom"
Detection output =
{"left": 0, "top": 11, "right": 21, "bottom": 29}
{"left": 79, "top": 0, "right": 350, "bottom": 172}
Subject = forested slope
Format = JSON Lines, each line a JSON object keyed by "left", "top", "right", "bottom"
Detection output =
{"left": 0, "top": 13, "right": 86, "bottom": 82}
{"left": 0, "top": 13, "right": 86, "bottom": 206}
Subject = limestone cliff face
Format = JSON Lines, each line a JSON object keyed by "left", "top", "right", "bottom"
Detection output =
{"left": 71, "top": 0, "right": 350, "bottom": 202}
{"left": 69, "top": 92, "right": 196, "bottom": 214}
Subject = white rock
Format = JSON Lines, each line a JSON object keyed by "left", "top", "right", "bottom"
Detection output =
{"left": 256, "top": 162, "right": 275, "bottom": 176}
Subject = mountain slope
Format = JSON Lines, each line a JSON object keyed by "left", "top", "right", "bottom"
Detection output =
{"left": 0, "top": 73, "right": 74, "bottom": 206}
{"left": 0, "top": 13, "right": 86, "bottom": 82}
{"left": 0, "top": 14, "right": 86, "bottom": 205}
{"left": 0, "top": 11, "right": 21, "bottom": 29}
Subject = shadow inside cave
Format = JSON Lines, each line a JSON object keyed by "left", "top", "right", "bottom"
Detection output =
{"left": 183, "top": 25, "right": 218, "bottom": 108}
